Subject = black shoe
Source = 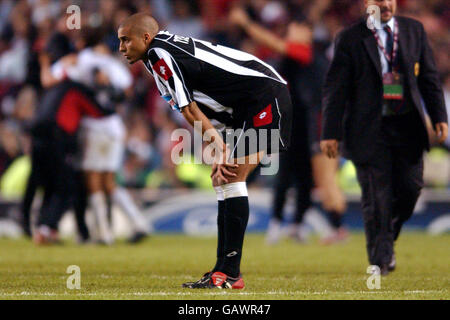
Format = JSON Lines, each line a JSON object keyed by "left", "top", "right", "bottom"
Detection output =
{"left": 21, "top": 222, "right": 32, "bottom": 238}
{"left": 388, "top": 253, "right": 396, "bottom": 272}
{"left": 380, "top": 264, "right": 390, "bottom": 276}
{"left": 182, "top": 272, "right": 214, "bottom": 289}
{"left": 127, "top": 231, "right": 148, "bottom": 244}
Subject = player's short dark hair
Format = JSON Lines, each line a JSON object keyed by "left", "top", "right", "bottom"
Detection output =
{"left": 45, "top": 32, "right": 75, "bottom": 64}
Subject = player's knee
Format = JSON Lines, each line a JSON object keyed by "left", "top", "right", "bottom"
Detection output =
{"left": 322, "top": 196, "right": 344, "bottom": 212}
{"left": 86, "top": 177, "right": 101, "bottom": 194}
{"left": 103, "top": 178, "right": 116, "bottom": 195}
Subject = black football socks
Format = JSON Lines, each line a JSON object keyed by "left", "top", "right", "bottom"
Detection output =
{"left": 328, "top": 210, "right": 343, "bottom": 229}
{"left": 212, "top": 199, "right": 226, "bottom": 273}
{"left": 221, "top": 196, "right": 249, "bottom": 278}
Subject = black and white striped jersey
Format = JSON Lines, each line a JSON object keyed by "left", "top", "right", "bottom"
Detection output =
{"left": 143, "top": 31, "right": 287, "bottom": 128}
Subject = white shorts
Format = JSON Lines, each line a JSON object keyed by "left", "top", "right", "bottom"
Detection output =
{"left": 80, "top": 114, "right": 126, "bottom": 172}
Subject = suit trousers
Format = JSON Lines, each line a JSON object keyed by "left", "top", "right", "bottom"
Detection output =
{"left": 354, "top": 138, "right": 424, "bottom": 266}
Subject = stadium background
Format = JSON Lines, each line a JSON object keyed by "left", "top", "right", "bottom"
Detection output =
{"left": 0, "top": 0, "right": 448, "bottom": 237}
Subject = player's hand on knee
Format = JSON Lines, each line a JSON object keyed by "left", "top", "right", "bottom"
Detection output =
{"left": 213, "top": 164, "right": 238, "bottom": 185}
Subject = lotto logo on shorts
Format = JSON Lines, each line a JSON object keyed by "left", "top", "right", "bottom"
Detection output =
{"left": 153, "top": 59, "right": 173, "bottom": 80}
{"left": 253, "top": 104, "right": 273, "bottom": 127}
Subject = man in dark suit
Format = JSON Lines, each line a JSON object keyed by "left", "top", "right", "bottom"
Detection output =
{"left": 320, "top": 0, "right": 448, "bottom": 275}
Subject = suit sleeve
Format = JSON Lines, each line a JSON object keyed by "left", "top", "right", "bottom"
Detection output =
{"left": 321, "top": 32, "right": 352, "bottom": 141}
{"left": 417, "top": 24, "right": 448, "bottom": 125}
{"left": 149, "top": 48, "right": 193, "bottom": 112}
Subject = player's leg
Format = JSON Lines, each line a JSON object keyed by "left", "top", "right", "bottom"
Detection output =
{"left": 266, "top": 151, "right": 292, "bottom": 244}
{"left": 272, "top": 153, "right": 292, "bottom": 222}
{"left": 210, "top": 151, "right": 264, "bottom": 289}
{"left": 189, "top": 82, "right": 292, "bottom": 288}
{"left": 104, "top": 172, "right": 149, "bottom": 242}
{"left": 312, "top": 153, "right": 349, "bottom": 244}
{"left": 21, "top": 150, "right": 40, "bottom": 238}
{"left": 73, "top": 170, "right": 90, "bottom": 243}
{"left": 34, "top": 169, "right": 57, "bottom": 244}
{"left": 81, "top": 123, "right": 117, "bottom": 245}
{"left": 86, "top": 170, "right": 113, "bottom": 244}
{"left": 182, "top": 174, "right": 225, "bottom": 288}
{"left": 288, "top": 142, "right": 313, "bottom": 243}
{"left": 212, "top": 174, "right": 226, "bottom": 272}
{"left": 187, "top": 152, "right": 264, "bottom": 289}
{"left": 34, "top": 137, "right": 73, "bottom": 245}
{"left": 213, "top": 83, "right": 291, "bottom": 283}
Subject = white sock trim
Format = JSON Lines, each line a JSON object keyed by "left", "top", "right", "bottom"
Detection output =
{"left": 112, "top": 188, "right": 147, "bottom": 233}
{"left": 214, "top": 186, "right": 224, "bottom": 201}
{"left": 221, "top": 182, "right": 248, "bottom": 199}
{"left": 89, "top": 192, "right": 113, "bottom": 244}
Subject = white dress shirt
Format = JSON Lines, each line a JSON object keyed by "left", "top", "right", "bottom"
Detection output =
{"left": 376, "top": 17, "right": 396, "bottom": 75}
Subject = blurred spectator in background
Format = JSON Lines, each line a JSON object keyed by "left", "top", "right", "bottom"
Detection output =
{"left": 38, "top": 27, "right": 151, "bottom": 244}
{"left": 166, "top": 0, "right": 205, "bottom": 39}
{"left": 30, "top": 33, "right": 111, "bottom": 245}
{"left": 444, "top": 74, "right": 450, "bottom": 149}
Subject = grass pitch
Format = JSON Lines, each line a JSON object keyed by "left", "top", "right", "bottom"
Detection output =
{"left": 0, "top": 232, "right": 448, "bottom": 300}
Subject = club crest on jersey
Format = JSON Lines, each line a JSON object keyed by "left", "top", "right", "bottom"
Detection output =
{"left": 253, "top": 104, "right": 273, "bottom": 127}
{"left": 153, "top": 59, "right": 173, "bottom": 81}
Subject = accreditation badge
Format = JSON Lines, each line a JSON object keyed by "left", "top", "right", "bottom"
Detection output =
{"left": 383, "top": 72, "right": 404, "bottom": 100}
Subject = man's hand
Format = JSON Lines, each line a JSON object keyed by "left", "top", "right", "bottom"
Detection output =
{"left": 434, "top": 122, "right": 448, "bottom": 144}
{"left": 229, "top": 7, "right": 250, "bottom": 28}
{"left": 286, "top": 22, "right": 313, "bottom": 44}
{"left": 320, "top": 139, "right": 339, "bottom": 159}
{"left": 211, "top": 147, "right": 238, "bottom": 185}
{"left": 211, "top": 163, "right": 238, "bottom": 185}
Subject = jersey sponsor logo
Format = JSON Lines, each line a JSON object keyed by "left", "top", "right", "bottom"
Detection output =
{"left": 153, "top": 59, "right": 173, "bottom": 81}
{"left": 253, "top": 104, "right": 273, "bottom": 127}
{"left": 162, "top": 95, "right": 180, "bottom": 111}
{"left": 173, "top": 35, "right": 190, "bottom": 44}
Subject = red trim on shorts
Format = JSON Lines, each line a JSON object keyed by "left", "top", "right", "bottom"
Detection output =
{"left": 253, "top": 104, "right": 273, "bottom": 127}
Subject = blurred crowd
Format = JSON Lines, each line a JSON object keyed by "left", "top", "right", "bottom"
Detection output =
{"left": 0, "top": 0, "right": 449, "bottom": 196}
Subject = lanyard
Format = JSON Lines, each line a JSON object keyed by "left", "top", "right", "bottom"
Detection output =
{"left": 371, "top": 20, "right": 399, "bottom": 68}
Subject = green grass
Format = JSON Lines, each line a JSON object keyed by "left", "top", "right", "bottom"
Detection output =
{"left": 0, "top": 232, "right": 448, "bottom": 300}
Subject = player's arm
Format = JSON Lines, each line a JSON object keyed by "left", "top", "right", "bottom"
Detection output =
{"left": 181, "top": 102, "right": 237, "bottom": 182}
{"left": 150, "top": 48, "right": 236, "bottom": 180}
{"left": 229, "top": 7, "right": 312, "bottom": 65}
{"left": 39, "top": 53, "right": 77, "bottom": 88}
{"left": 181, "top": 101, "right": 224, "bottom": 148}
{"left": 39, "top": 53, "right": 60, "bottom": 88}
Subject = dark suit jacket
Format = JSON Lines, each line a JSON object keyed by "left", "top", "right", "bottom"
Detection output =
{"left": 321, "top": 16, "right": 447, "bottom": 164}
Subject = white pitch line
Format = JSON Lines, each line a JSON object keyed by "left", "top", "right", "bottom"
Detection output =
{"left": 0, "top": 290, "right": 446, "bottom": 297}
